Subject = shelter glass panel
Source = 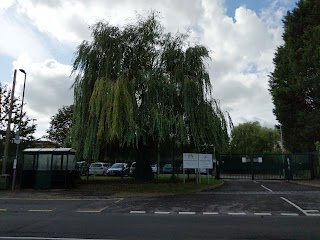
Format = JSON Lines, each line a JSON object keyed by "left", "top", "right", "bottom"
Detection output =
{"left": 23, "top": 154, "right": 35, "bottom": 170}
{"left": 37, "top": 154, "right": 51, "bottom": 171}
{"left": 52, "top": 155, "right": 62, "bottom": 170}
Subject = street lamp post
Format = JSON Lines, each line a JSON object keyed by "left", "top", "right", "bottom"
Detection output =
{"left": 12, "top": 69, "right": 27, "bottom": 191}
{"left": 2, "top": 70, "right": 17, "bottom": 175}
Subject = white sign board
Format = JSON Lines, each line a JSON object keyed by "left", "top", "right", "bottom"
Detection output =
{"left": 199, "top": 154, "right": 213, "bottom": 169}
{"left": 183, "top": 153, "right": 213, "bottom": 169}
{"left": 183, "top": 153, "right": 199, "bottom": 169}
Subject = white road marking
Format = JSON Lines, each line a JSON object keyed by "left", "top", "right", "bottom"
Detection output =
{"left": 260, "top": 185, "right": 273, "bottom": 192}
{"left": 305, "top": 210, "right": 319, "bottom": 213}
{"left": 76, "top": 206, "right": 109, "bottom": 213}
{"left": 0, "top": 209, "right": 7, "bottom": 211}
{"left": 114, "top": 198, "right": 124, "bottom": 203}
{"left": 28, "top": 209, "right": 55, "bottom": 212}
{"left": 228, "top": 212, "right": 246, "bottom": 215}
{"left": 179, "top": 212, "right": 196, "bottom": 215}
{"left": 253, "top": 180, "right": 258, "bottom": 184}
{"left": 0, "top": 237, "right": 119, "bottom": 240}
{"left": 280, "top": 197, "right": 308, "bottom": 216}
{"left": 154, "top": 211, "right": 170, "bottom": 214}
{"left": 130, "top": 211, "right": 146, "bottom": 214}
{"left": 281, "top": 213, "right": 299, "bottom": 216}
{"left": 203, "top": 212, "right": 219, "bottom": 215}
{"left": 254, "top": 212, "right": 272, "bottom": 216}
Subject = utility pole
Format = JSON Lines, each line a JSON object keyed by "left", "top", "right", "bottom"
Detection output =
{"left": 2, "top": 70, "right": 17, "bottom": 175}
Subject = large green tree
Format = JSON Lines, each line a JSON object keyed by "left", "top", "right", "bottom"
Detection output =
{"left": 230, "top": 122, "right": 279, "bottom": 154}
{"left": 269, "top": 0, "right": 320, "bottom": 152}
{"left": 71, "top": 13, "right": 231, "bottom": 176}
{"left": 45, "top": 105, "right": 73, "bottom": 147}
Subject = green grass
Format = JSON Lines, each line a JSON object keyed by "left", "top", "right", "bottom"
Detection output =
{"left": 76, "top": 174, "right": 223, "bottom": 195}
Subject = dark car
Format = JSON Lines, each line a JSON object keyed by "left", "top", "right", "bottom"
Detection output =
{"left": 162, "top": 164, "right": 173, "bottom": 174}
{"left": 106, "top": 163, "right": 129, "bottom": 176}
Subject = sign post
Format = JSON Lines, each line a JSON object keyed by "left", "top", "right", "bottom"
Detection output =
{"left": 183, "top": 153, "right": 213, "bottom": 184}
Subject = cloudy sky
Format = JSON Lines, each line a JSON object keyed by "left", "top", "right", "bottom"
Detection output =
{"left": 0, "top": 0, "right": 298, "bottom": 139}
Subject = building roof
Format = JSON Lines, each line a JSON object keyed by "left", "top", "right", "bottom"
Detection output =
{"left": 23, "top": 148, "right": 76, "bottom": 154}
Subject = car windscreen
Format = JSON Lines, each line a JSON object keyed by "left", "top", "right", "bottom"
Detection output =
{"left": 112, "top": 163, "right": 123, "bottom": 168}
{"left": 91, "top": 163, "right": 102, "bottom": 168}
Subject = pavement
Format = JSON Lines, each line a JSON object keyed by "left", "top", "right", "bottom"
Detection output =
{"left": 293, "top": 178, "right": 320, "bottom": 187}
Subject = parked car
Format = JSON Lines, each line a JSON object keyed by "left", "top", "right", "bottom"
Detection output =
{"left": 106, "top": 163, "right": 129, "bottom": 176}
{"left": 129, "top": 162, "right": 136, "bottom": 176}
{"left": 162, "top": 164, "right": 173, "bottom": 174}
{"left": 89, "top": 162, "right": 112, "bottom": 175}
{"left": 150, "top": 164, "right": 158, "bottom": 173}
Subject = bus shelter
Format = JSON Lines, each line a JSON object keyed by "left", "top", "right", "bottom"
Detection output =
{"left": 21, "top": 148, "right": 76, "bottom": 189}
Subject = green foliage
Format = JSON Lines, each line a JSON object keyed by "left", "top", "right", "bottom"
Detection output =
{"left": 0, "top": 83, "right": 36, "bottom": 161}
{"left": 45, "top": 105, "right": 73, "bottom": 147}
{"left": 269, "top": 0, "right": 320, "bottom": 152}
{"left": 71, "top": 13, "right": 231, "bottom": 163}
{"left": 230, "top": 122, "right": 279, "bottom": 154}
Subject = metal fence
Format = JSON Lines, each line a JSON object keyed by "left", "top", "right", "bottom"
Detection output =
{"left": 217, "top": 153, "right": 317, "bottom": 180}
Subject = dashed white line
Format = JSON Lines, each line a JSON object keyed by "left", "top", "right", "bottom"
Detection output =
{"left": 228, "top": 212, "right": 246, "bottom": 215}
{"left": 253, "top": 180, "right": 258, "bottom": 184}
{"left": 260, "top": 185, "right": 273, "bottom": 192}
{"left": 179, "top": 212, "right": 196, "bottom": 215}
{"left": 130, "top": 211, "right": 146, "bottom": 214}
{"left": 0, "top": 209, "right": 7, "bottom": 212}
{"left": 154, "top": 211, "right": 170, "bottom": 214}
{"left": 203, "top": 212, "right": 219, "bottom": 215}
{"left": 254, "top": 212, "right": 272, "bottom": 216}
{"left": 28, "top": 209, "right": 55, "bottom": 212}
{"left": 281, "top": 213, "right": 299, "bottom": 216}
{"left": 305, "top": 210, "right": 319, "bottom": 213}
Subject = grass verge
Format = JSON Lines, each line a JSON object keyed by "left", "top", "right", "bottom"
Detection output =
{"left": 76, "top": 174, "right": 223, "bottom": 196}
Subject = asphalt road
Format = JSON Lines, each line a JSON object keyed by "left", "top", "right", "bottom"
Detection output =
{"left": 0, "top": 180, "right": 319, "bottom": 239}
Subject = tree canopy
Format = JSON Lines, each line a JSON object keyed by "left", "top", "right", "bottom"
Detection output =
{"left": 269, "top": 0, "right": 320, "bottom": 152}
{"left": 71, "top": 13, "right": 231, "bottom": 162}
{"left": 45, "top": 105, "right": 73, "bottom": 147}
{"left": 230, "top": 122, "right": 279, "bottom": 154}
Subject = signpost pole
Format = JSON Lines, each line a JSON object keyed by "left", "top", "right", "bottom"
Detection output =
{"left": 183, "top": 167, "right": 185, "bottom": 183}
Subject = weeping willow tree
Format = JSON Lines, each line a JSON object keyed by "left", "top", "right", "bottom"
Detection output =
{"left": 71, "top": 13, "right": 231, "bottom": 178}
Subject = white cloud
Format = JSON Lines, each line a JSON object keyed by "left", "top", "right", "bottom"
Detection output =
{"left": 13, "top": 56, "right": 74, "bottom": 138}
{"left": 0, "top": 0, "right": 14, "bottom": 10}
{"left": 0, "top": 8, "right": 51, "bottom": 60}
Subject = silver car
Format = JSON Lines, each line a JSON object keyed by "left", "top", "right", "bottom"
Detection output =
{"left": 89, "top": 162, "right": 112, "bottom": 175}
